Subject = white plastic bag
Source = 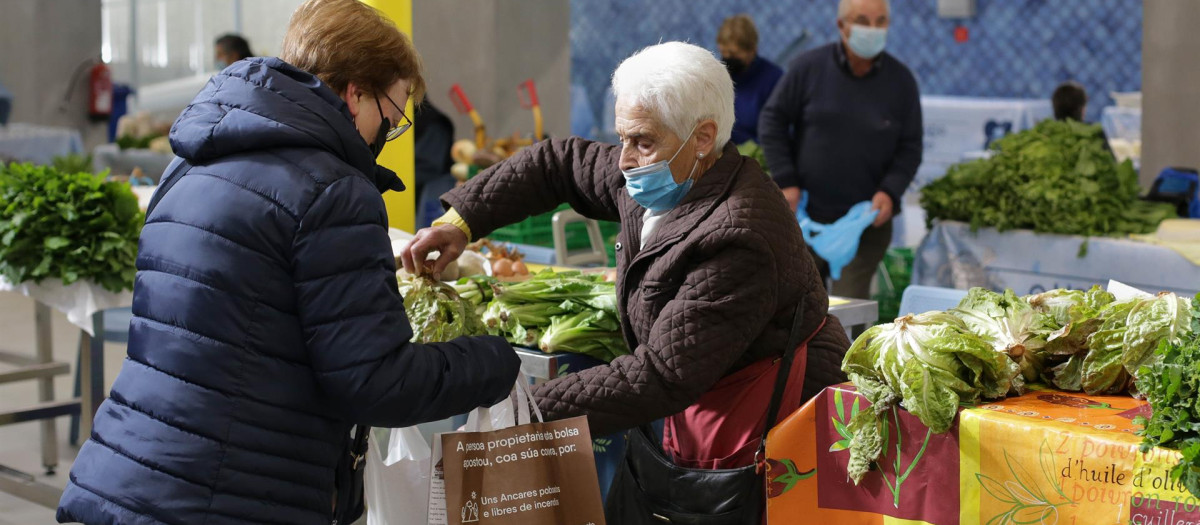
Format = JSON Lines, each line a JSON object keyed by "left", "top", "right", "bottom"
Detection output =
{"left": 365, "top": 425, "right": 431, "bottom": 525}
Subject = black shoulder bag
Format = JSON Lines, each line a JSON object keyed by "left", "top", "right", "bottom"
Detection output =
{"left": 149, "top": 159, "right": 371, "bottom": 525}
{"left": 604, "top": 302, "right": 810, "bottom": 524}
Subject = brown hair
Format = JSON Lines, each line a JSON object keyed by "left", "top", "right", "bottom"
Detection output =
{"left": 717, "top": 14, "right": 758, "bottom": 53}
{"left": 281, "top": 0, "right": 425, "bottom": 103}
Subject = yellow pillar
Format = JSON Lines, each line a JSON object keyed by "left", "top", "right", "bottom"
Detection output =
{"left": 362, "top": 0, "right": 416, "bottom": 232}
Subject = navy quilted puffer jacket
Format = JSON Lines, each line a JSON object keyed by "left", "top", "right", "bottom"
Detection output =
{"left": 57, "top": 58, "right": 520, "bottom": 525}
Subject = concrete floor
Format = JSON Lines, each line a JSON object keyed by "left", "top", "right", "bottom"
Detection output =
{"left": 0, "top": 291, "right": 451, "bottom": 524}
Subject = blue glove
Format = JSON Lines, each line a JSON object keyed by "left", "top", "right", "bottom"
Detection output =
{"left": 796, "top": 195, "right": 878, "bottom": 280}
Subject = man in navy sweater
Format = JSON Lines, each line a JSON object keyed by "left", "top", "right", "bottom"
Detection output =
{"left": 718, "top": 14, "right": 784, "bottom": 145}
{"left": 758, "top": 0, "right": 922, "bottom": 299}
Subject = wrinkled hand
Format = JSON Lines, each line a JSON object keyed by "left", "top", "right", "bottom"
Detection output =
{"left": 400, "top": 224, "right": 468, "bottom": 278}
{"left": 870, "top": 191, "right": 893, "bottom": 227}
{"left": 781, "top": 186, "right": 802, "bottom": 213}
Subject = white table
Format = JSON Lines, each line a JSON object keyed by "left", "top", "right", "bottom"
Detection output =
{"left": 0, "top": 123, "right": 84, "bottom": 165}
{"left": 913, "top": 221, "right": 1200, "bottom": 296}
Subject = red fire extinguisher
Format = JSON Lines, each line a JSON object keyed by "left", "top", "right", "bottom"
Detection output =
{"left": 88, "top": 62, "right": 113, "bottom": 120}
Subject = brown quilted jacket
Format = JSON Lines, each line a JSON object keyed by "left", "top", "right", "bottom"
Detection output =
{"left": 443, "top": 138, "right": 850, "bottom": 436}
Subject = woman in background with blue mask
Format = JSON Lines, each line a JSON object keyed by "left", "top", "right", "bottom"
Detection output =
{"left": 403, "top": 41, "right": 851, "bottom": 518}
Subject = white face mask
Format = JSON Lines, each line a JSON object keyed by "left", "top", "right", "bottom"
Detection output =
{"left": 847, "top": 24, "right": 888, "bottom": 59}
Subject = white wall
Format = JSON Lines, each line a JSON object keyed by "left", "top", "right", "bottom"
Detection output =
{"left": 0, "top": 0, "right": 106, "bottom": 147}
{"left": 413, "top": 0, "right": 570, "bottom": 141}
{"left": 1142, "top": 0, "right": 1200, "bottom": 185}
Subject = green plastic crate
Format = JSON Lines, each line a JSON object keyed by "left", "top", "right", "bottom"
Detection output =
{"left": 873, "top": 247, "right": 914, "bottom": 324}
{"left": 488, "top": 204, "right": 620, "bottom": 266}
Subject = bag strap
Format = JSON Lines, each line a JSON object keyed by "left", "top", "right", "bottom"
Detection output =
{"left": 145, "top": 157, "right": 192, "bottom": 217}
{"left": 754, "top": 301, "right": 822, "bottom": 471}
{"left": 762, "top": 302, "right": 806, "bottom": 432}
{"left": 350, "top": 424, "right": 370, "bottom": 471}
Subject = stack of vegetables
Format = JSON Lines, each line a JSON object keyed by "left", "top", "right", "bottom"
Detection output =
{"left": 1135, "top": 294, "right": 1200, "bottom": 500}
{"left": 841, "top": 285, "right": 1194, "bottom": 484}
{"left": 0, "top": 161, "right": 143, "bottom": 293}
{"left": 484, "top": 271, "right": 628, "bottom": 362}
{"left": 398, "top": 270, "right": 631, "bottom": 363}
{"left": 920, "top": 119, "right": 1175, "bottom": 242}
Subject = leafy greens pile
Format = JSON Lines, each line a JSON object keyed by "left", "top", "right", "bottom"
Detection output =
{"left": 920, "top": 119, "right": 1175, "bottom": 239}
{"left": 399, "top": 270, "right": 631, "bottom": 362}
{"left": 841, "top": 285, "right": 1195, "bottom": 483}
{"left": 1135, "top": 294, "right": 1200, "bottom": 500}
{"left": 841, "top": 311, "right": 1019, "bottom": 483}
{"left": 0, "top": 161, "right": 142, "bottom": 292}
{"left": 484, "top": 270, "right": 629, "bottom": 362}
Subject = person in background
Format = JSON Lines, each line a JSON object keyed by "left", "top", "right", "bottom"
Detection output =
{"left": 57, "top": 1, "right": 519, "bottom": 523}
{"left": 414, "top": 100, "right": 455, "bottom": 195}
{"left": 718, "top": 14, "right": 784, "bottom": 145}
{"left": 758, "top": 0, "right": 922, "bottom": 299}
{"left": 414, "top": 100, "right": 458, "bottom": 228}
{"left": 214, "top": 33, "right": 253, "bottom": 69}
{"left": 1053, "top": 81, "right": 1088, "bottom": 122}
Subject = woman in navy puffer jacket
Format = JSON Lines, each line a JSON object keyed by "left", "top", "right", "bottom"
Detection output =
{"left": 57, "top": 1, "right": 520, "bottom": 523}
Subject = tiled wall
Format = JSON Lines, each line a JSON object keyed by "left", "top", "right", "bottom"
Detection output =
{"left": 571, "top": 0, "right": 1141, "bottom": 126}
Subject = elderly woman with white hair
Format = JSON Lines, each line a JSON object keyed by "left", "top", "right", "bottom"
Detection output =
{"left": 404, "top": 41, "right": 849, "bottom": 518}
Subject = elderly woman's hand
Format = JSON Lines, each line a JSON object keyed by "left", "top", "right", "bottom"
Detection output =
{"left": 400, "top": 224, "right": 468, "bottom": 277}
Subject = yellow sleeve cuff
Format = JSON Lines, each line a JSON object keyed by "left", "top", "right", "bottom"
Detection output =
{"left": 432, "top": 207, "right": 473, "bottom": 242}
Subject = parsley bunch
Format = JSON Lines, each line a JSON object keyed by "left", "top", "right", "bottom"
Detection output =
{"left": 1136, "top": 294, "right": 1200, "bottom": 499}
{"left": 0, "top": 162, "right": 143, "bottom": 292}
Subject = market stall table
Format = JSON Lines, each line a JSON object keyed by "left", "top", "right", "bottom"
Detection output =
{"left": 914, "top": 220, "right": 1200, "bottom": 296}
{"left": 514, "top": 296, "right": 878, "bottom": 380}
{"left": 0, "top": 278, "right": 125, "bottom": 508}
{"left": 765, "top": 384, "right": 1190, "bottom": 525}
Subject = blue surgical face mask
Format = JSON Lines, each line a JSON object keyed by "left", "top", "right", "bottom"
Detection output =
{"left": 847, "top": 24, "right": 887, "bottom": 59}
{"left": 622, "top": 126, "right": 699, "bottom": 213}
{"left": 215, "top": 59, "right": 229, "bottom": 71}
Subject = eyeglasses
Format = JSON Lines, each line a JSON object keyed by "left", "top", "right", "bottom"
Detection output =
{"left": 376, "top": 93, "right": 413, "bottom": 141}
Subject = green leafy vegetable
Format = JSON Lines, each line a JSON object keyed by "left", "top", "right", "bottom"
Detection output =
{"left": 485, "top": 270, "right": 630, "bottom": 361}
{"left": 538, "top": 308, "right": 626, "bottom": 362}
{"left": 0, "top": 162, "right": 142, "bottom": 292}
{"left": 116, "top": 134, "right": 159, "bottom": 150}
{"left": 1027, "top": 286, "right": 1114, "bottom": 359}
{"left": 841, "top": 311, "right": 1018, "bottom": 483}
{"left": 51, "top": 154, "right": 95, "bottom": 175}
{"left": 736, "top": 140, "right": 770, "bottom": 175}
{"left": 1135, "top": 294, "right": 1200, "bottom": 500}
{"left": 950, "top": 288, "right": 1049, "bottom": 390}
{"left": 920, "top": 119, "right": 1176, "bottom": 243}
{"left": 1081, "top": 292, "right": 1191, "bottom": 395}
{"left": 397, "top": 274, "right": 487, "bottom": 343}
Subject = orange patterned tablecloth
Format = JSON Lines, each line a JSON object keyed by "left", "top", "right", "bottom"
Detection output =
{"left": 765, "top": 384, "right": 1195, "bottom": 525}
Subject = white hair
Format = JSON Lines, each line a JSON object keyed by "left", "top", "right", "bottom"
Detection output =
{"left": 611, "top": 41, "right": 735, "bottom": 150}
{"left": 838, "top": 0, "right": 891, "bottom": 19}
